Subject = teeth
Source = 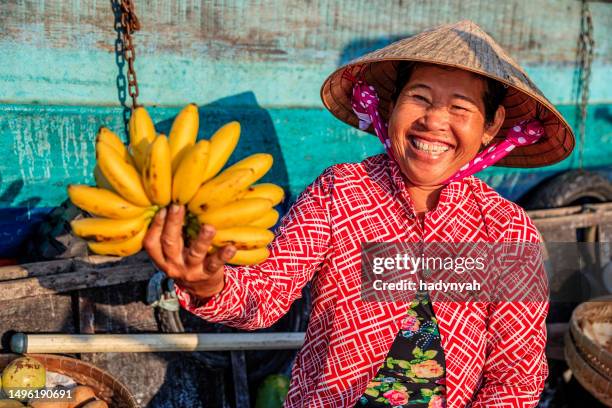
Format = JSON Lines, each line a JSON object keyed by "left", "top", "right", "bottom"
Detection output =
{"left": 412, "top": 138, "right": 450, "bottom": 153}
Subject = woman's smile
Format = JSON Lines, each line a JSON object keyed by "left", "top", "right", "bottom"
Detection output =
{"left": 407, "top": 133, "right": 454, "bottom": 161}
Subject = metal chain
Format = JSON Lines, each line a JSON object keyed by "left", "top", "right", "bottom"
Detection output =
{"left": 577, "top": 0, "right": 594, "bottom": 168}
{"left": 118, "top": 0, "right": 141, "bottom": 109}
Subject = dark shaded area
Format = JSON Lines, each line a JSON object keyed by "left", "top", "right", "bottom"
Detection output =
{"left": 147, "top": 358, "right": 230, "bottom": 408}
{"left": 593, "top": 106, "right": 612, "bottom": 125}
{"left": 0, "top": 175, "right": 44, "bottom": 259}
{"left": 538, "top": 360, "right": 607, "bottom": 408}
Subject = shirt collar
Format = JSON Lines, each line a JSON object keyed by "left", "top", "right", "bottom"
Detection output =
{"left": 385, "top": 154, "right": 469, "bottom": 216}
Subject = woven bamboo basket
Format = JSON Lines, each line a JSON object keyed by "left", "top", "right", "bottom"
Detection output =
{"left": 569, "top": 297, "right": 612, "bottom": 380}
{"left": 0, "top": 354, "right": 139, "bottom": 408}
{"left": 565, "top": 296, "right": 612, "bottom": 407}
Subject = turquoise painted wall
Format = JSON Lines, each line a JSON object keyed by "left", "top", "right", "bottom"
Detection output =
{"left": 0, "top": 102, "right": 610, "bottom": 210}
{"left": 0, "top": 0, "right": 610, "bottom": 256}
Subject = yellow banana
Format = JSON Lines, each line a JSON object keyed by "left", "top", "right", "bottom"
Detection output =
{"left": 142, "top": 134, "right": 172, "bottom": 206}
{"left": 97, "top": 127, "right": 136, "bottom": 167}
{"left": 93, "top": 164, "right": 115, "bottom": 192}
{"left": 228, "top": 247, "right": 270, "bottom": 266}
{"left": 188, "top": 168, "right": 254, "bottom": 214}
{"left": 96, "top": 141, "right": 152, "bottom": 207}
{"left": 68, "top": 184, "right": 152, "bottom": 219}
{"left": 97, "top": 127, "right": 127, "bottom": 154}
{"left": 197, "top": 198, "right": 273, "bottom": 229}
{"left": 129, "top": 107, "right": 157, "bottom": 171}
{"left": 202, "top": 121, "right": 240, "bottom": 181}
{"left": 212, "top": 227, "right": 274, "bottom": 250}
{"left": 224, "top": 153, "right": 273, "bottom": 178}
{"left": 87, "top": 222, "right": 150, "bottom": 257}
{"left": 169, "top": 103, "right": 199, "bottom": 172}
{"left": 238, "top": 183, "right": 285, "bottom": 206}
{"left": 248, "top": 209, "right": 280, "bottom": 229}
{"left": 71, "top": 211, "right": 154, "bottom": 242}
{"left": 171, "top": 140, "right": 210, "bottom": 204}
{"left": 188, "top": 154, "right": 273, "bottom": 214}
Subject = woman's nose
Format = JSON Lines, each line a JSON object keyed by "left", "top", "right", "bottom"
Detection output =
{"left": 418, "top": 105, "right": 451, "bottom": 131}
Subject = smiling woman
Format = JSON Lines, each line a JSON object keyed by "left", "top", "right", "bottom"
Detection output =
{"left": 387, "top": 63, "right": 507, "bottom": 213}
{"left": 145, "top": 20, "right": 575, "bottom": 408}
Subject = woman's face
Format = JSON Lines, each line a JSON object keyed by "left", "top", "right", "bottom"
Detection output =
{"left": 388, "top": 64, "right": 505, "bottom": 187}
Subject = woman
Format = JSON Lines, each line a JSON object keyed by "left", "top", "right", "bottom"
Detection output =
{"left": 143, "top": 21, "right": 574, "bottom": 407}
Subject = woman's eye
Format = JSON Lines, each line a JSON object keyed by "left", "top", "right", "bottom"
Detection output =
{"left": 452, "top": 105, "right": 468, "bottom": 111}
{"left": 411, "top": 95, "right": 429, "bottom": 103}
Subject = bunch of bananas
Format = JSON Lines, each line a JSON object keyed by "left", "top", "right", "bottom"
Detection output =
{"left": 67, "top": 104, "right": 284, "bottom": 265}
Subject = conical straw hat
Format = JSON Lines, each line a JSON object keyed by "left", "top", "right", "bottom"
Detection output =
{"left": 320, "top": 20, "right": 575, "bottom": 168}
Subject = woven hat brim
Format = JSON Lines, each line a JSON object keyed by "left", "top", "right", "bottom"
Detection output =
{"left": 320, "top": 22, "right": 575, "bottom": 168}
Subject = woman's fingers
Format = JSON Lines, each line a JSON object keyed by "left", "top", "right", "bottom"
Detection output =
{"left": 185, "top": 224, "right": 215, "bottom": 267}
{"left": 145, "top": 206, "right": 234, "bottom": 290}
{"left": 205, "top": 244, "right": 236, "bottom": 273}
{"left": 161, "top": 204, "right": 185, "bottom": 262}
{"left": 143, "top": 208, "right": 168, "bottom": 270}
{"left": 219, "top": 245, "right": 237, "bottom": 263}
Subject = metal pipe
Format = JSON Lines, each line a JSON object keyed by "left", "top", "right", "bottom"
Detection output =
{"left": 10, "top": 332, "right": 306, "bottom": 354}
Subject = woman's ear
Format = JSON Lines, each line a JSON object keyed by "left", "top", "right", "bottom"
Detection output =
{"left": 482, "top": 105, "right": 506, "bottom": 145}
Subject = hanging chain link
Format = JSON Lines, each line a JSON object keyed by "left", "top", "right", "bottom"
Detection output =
{"left": 577, "top": 0, "right": 594, "bottom": 168}
{"left": 118, "top": 0, "right": 141, "bottom": 109}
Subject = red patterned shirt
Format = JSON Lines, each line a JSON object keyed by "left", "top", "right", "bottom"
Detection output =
{"left": 175, "top": 154, "right": 548, "bottom": 408}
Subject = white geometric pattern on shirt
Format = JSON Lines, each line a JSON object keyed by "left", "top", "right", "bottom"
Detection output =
{"left": 175, "top": 154, "right": 548, "bottom": 408}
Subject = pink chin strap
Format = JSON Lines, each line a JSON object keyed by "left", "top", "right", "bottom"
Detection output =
{"left": 348, "top": 77, "right": 544, "bottom": 184}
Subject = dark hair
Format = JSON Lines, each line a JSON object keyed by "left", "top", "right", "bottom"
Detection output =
{"left": 391, "top": 61, "right": 508, "bottom": 126}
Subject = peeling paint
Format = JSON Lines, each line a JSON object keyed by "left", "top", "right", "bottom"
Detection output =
{"left": 0, "top": 1, "right": 610, "bottom": 107}
{"left": 0, "top": 102, "right": 609, "bottom": 212}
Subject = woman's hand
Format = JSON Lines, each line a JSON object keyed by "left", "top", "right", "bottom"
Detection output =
{"left": 143, "top": 204, "right": 236, "bottom": 301}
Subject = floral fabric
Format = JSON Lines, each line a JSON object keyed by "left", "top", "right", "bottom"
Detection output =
{"left": 357, "top": 291, "right": 446, "bottom": 408}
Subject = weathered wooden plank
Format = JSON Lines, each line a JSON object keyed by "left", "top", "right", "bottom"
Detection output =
{"left": 1, "top": 0, "right": 607, "bottom": 63}
{"left": 89, "top": 282, "right": 158, "bottom": 334}
{"left": 0, "top": 294, "right": 75, "bottom": 342}
{"left": 0, "top": 254, "right": 135, "bottom": 281}
{"left": 0, "top": 1, "right": 610, "bottom": 106}
{"left": 0, "top": 258, "right": 72, "bottom": 281}
{"left": 533, "top": 210, "right": 612, "bottom": 230}
{"left": 528, "top": 202, "right": 612, "bottom": 219}
{"left": 0, "top": 261, "right": 156, "bottom": 300}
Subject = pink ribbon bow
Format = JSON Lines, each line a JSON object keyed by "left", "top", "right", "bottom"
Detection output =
{"left": 348, "top": 75, "right": 544, "bottom": 184}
